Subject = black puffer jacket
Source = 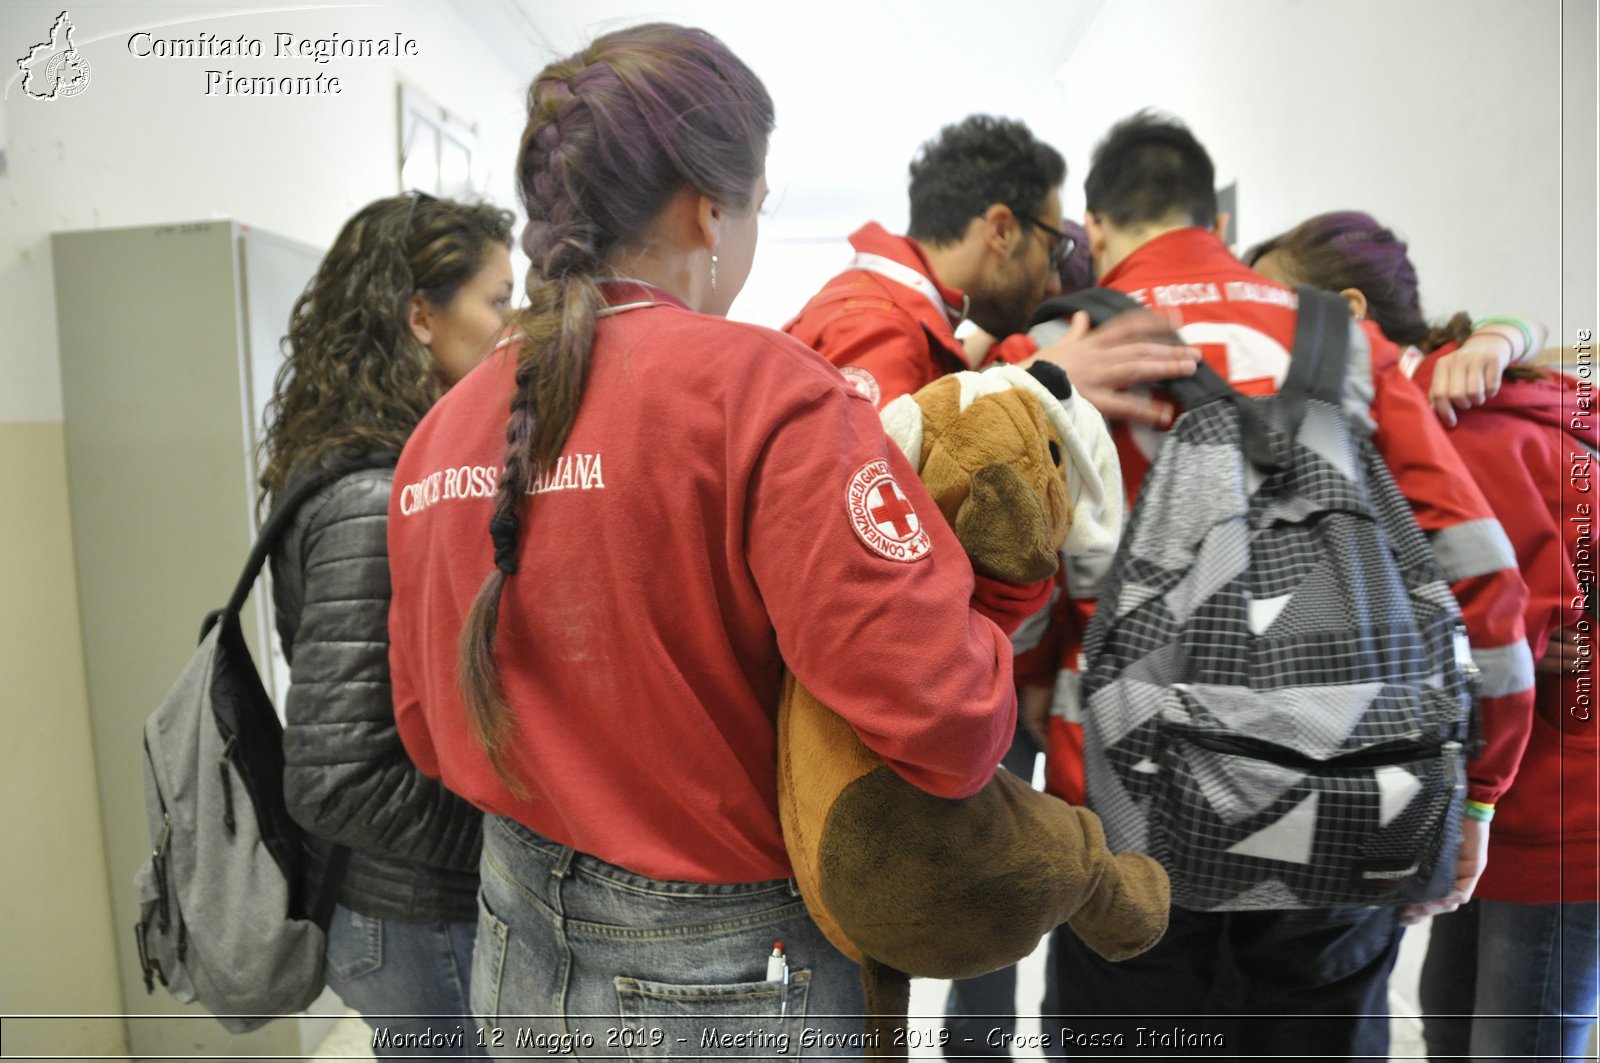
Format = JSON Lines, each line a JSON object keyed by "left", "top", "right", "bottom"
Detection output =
{"left": 271, "top": 464, "right": 481, "bottom": 922}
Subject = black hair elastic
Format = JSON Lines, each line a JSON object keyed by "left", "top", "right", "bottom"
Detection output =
{"left": 489, "top": 513, "right": 521, "bottom": 575}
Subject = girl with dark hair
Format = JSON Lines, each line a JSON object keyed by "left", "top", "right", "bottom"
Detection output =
{"left": 385, "top": 24, "right": 1024, "bottom": 1052}
{"left": 260, "top": 191, "right": 514, "bottom": 1057}
{"left": 1250, "top": 210, "right": 1596, "bottom": 1062}
{"left": 1247, "top": 210, "right": 1547, "bottom": 426}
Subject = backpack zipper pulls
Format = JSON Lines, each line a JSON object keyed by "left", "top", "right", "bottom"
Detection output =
{"left": 135, "top": 921, "right": 156, "bottom": 992}
{"left": 153, "top": 812, "right": 172, "bottom": 932}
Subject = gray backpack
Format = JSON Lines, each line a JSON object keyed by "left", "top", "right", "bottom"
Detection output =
{"left": 1071, "top": 286, "right": 1474, "bottom": 911}
{"left": 134, "top": 471, "right": 352, "bottom": 1032}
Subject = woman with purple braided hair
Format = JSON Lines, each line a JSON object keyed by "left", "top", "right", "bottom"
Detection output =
{"left": 1248, "top": 210, "right": 1547, "bottom": 426}
{"left": 384, "top": 24, "right": 1024, "bottom": 1054}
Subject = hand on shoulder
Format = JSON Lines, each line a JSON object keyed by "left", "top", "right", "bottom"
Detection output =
{"left": 1025, "top": 310, "right": 1201, "bottom": 427}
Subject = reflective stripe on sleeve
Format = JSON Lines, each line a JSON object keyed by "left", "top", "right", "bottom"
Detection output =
{"left": 1343, "top": 324, "right": 1377, "bottom": 437}
{"left": 1473, "top": 640, "right": 1536, "bottom": 699}
{"left": 1010, "top": 585, "right": 1060, "bottom": 656}
{"left": 1429, "top": 519, "right": 1518, "bottom": 582}
{"left": 1050, "top": 667, "right": 1084, "bottom": 723}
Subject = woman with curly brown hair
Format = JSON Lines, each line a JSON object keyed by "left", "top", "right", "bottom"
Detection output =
{"left": 259, "top": 191, "right": 513, "bottom": 1058}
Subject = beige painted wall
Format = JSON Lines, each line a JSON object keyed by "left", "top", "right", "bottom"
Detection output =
{"left": 0, "top": 421, "right": 127, "bottom": 1059}
{"left": 0, "top": 2, "right": 528, "bottom": 1055}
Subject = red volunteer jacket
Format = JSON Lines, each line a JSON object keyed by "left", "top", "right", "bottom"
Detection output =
{"left": 387, "top": 284, "right": 1017, "bottom": 885}
{"left": 1043, "top": 230, "right": 1533, "bottom": 809}
{"left": 1409, "top": 351, "right": 1596, "bottom": 903}
{"left": 784, "top": 222, "right": 1033, "bottom": 408}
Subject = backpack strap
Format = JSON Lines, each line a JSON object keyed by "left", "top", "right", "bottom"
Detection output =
{"left": 218, "top": 475, "right": 331, "bottom": 621}
{"left": 220, "top": 453, "right": 398, "bottom": 621}
{"left": 1279, "top": 286, "right": 1353, "bottom": 441}
{"left": 1029, "top": 288, "right": 1146, "bottom": 331}
{"left": 221, "top": 451, "right": 397, "bottom": 928}
{"left": 1029, "top": 287, "right": 1280, "bottom": 469}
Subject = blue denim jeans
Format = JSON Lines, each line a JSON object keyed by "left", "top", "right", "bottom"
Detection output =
{"left": 324, "top": 904, "right": 485, "bottom": 1061}
{"left": 472, "top": 815, "right": 867, "bottom": 1060}
{"left": 1420, "top": 898, "right": 1600, "bottom": 1061}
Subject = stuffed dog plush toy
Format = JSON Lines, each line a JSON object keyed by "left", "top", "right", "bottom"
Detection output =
{"left": 777, "top": 364, "right": 1170, "bottom": 1055}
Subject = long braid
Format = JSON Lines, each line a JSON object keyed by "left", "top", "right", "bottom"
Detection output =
{"left": 458, "top": 55, "right": 607, "bottom": 794}
{"left": 456, "top": 350, "right": 535, "bottom": 794}
{"left": 454, "top": 23, "right": 774, "bottom": 794}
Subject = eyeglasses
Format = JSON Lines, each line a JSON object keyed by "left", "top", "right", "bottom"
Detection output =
{"left": 1015, "top": 210, "right": 1076, "bottom": 271}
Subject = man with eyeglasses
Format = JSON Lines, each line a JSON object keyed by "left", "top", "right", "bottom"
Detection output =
{"left": 785, "top": 113, "right": 1198, "bottom": 1062}
{"left": 785, "top": 114, "right": 1197, "bottom": 422}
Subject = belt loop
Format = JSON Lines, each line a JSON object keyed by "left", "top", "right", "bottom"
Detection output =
{"left": 788, "top": 878, "right": 801, "bottom": 897}
{"left": 551, "top": 846, "right": 576, "bottom": 879}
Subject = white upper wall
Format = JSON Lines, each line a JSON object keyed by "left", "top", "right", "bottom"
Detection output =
{"left": 506, "top": 0, "right": 1095, "bottom": 330}
{"left": 586, "top": 0, "right": 1591, "bottom": 339}
{"left": 1050, "top": 0, "right": 1588, "bottom": 343}
{"left": 0, "top": 0, "right": 531, "bottom": 421}
{"left": 3, "top": 0, "right": 1589, "bottom": 417}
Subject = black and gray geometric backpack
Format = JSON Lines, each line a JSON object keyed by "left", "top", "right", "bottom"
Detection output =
{"left": 1067, "top": 285, "right": 1474, "bottom": 911}
{"left": 133, "top": 468, "right": 363, "bottom": 1032}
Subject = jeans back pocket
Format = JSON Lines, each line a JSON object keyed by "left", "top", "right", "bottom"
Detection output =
{"left": 613, "top": 970, "right": 811, "bottom": 1060}
{"left": 326, "top": 908, "right": 384, "bottom": 982}
{"left": 471, "top": 892, "right": 509, "bottom": 1029}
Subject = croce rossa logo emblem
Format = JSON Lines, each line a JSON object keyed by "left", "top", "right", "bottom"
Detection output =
{"left": 17, "top": 10, "right": 92, "bottom": 100}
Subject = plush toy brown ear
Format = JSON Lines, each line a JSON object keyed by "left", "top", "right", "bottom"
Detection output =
{"left": 776, "top": 370, "right": 1168, "bottom": 1059}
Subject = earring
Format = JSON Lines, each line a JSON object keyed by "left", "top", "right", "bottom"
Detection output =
{"left": 711, "top": 253, "right": 719, "bottom": 294}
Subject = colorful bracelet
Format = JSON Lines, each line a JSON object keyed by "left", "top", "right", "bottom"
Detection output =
{"left": 1464, "top": 800, "right": 1496, "bottom": 823}
{"left": 1470, "top": 316, "right": 1535, "bottom": 358}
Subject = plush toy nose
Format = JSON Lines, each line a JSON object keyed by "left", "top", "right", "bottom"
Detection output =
{"left": 954, "top": 463, "right": 1059, "bottom": 583}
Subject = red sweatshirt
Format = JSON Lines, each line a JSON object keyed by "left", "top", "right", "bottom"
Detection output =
{"left": 387, "top": 284, "right": 1016, "bottom": 885}
{"left": 1043, "top": 230, "right": 1533, "bottom": 808}
{"left": 1409, "top": 351, "right": 1596, "bottom": 903}
{"left": 784, "top": 222, "right": 1034, "bottom": 408}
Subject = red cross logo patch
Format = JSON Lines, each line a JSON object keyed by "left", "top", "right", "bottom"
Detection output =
{"left": 847, "top": 460, "right": 933, "bottom": 562}
{"left": 839, "top": 365, "right": 883, "bottom": 406}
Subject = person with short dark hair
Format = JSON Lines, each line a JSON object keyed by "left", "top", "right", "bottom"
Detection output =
{"left": 786, "top": 114, "right": 1197, "bottom": 421}
{"left": 908, "top": 114, "right": 1068, "bottom": 247}
{"left": 1081, "top": 114, "right": 1219, "bottom": 234}
{"left": 1047, "top": 110, "right": 1534, "bottom": 1059}
{"left": 788, "top": 117, "right": 1176, "bottom": 1057}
